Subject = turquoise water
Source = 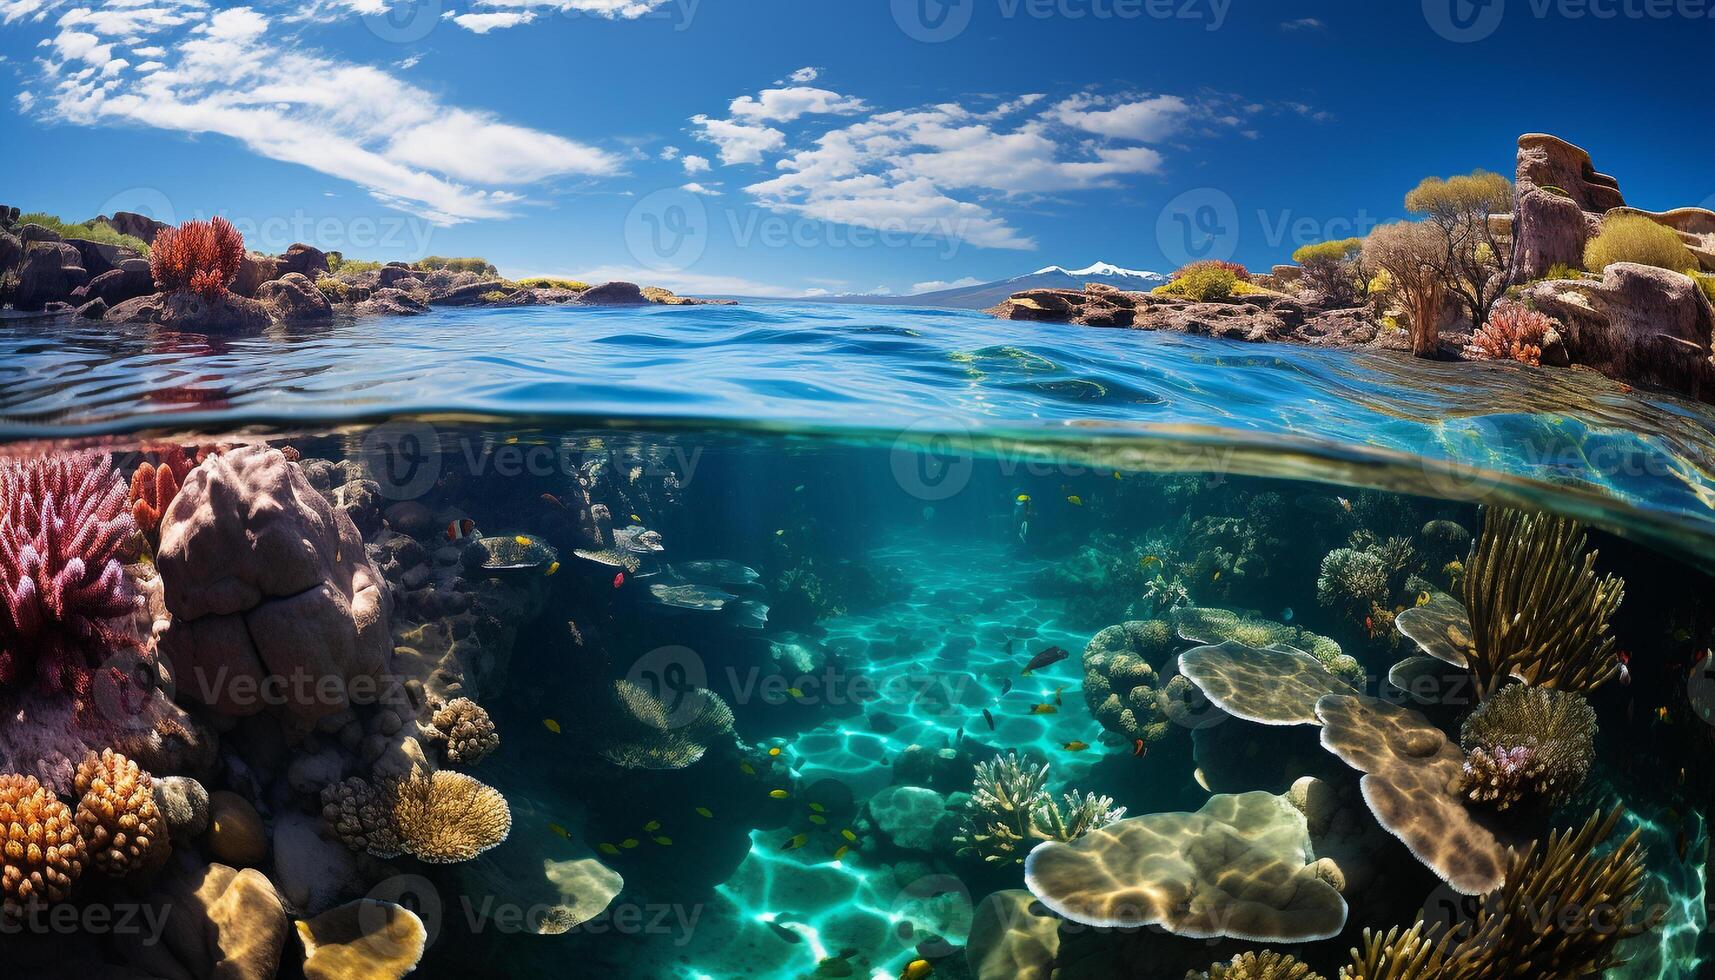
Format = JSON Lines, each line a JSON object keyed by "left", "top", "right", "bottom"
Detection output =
{"left": 1, "top": 303, "right": 1712, "bottom": 979}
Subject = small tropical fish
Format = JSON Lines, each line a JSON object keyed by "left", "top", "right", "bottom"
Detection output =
{"left": 775, "top": 529, "right": 785, "bottom": 536}
{"left": 903, "top": 959, "right": 934, "bottom": 980}
{"left": 1617, "top": 651, "right": 1632, "bottom": 686}
{"left": 548, "top": 823, "right": 570, "bottom": 839}
{"left": 1062, "top": 741, "right": 1089, "bottom": 752}
{"left": 620, "top": 838, "right": 640, "bottom": 849}
{"left": 1365, "top": 616, "right": 1374, "bottom": 632}
{"left": 1416, "top": 592, "right": 1431, "bottom": 607}
{"left": 1337, "top": 496, "right": 1354, "bottom": 513}
{"left": 1015, "top": 494, "right": 1031, "bottom": 503}
{"left": 1029, "top": 703, "right": 1058, "bottom": 715}
{"left": 786, "top": 687, "right": 805, "bottom": 699}
{"left": 445, "top": 518, "right": 477, "bottom": 541}
{"left": 541, "top": 493, "right": 565, "bottom": 508}
{"left": 808, "top": 802, "right": 826, "bottom": 813}
{"left": 767, "top": 920, "right": 803, "bottom": 943}
{"left": 1140, "top": 555, "right": 1161, "bottom": 570}
{"left": 1022, "top": 646, "right": 1070, "bottom": 675}
{"left": 695, "top": 807, "right": 714, "bottom": 819}
{"left": 1053, "top": 686, "right": 1064, "bottom": 707}
{"left": 514, "top": 535, "right": 532, "bottom": 547}
{"left": 782, "top": 833, "right": 809, "bottom": 850}
{"left": 630, "top": 514, "right": 643, "bottom": 523}
{"left": 808, "top": 815, "right": 826, "bottom": 825}
{"left": 1212, "top": 570, "right": 1222, "bottom": 582}
{"left": 1131, "top": 738, "right": 1147, "bottom": 758}
{"left": 833, "top": 844, "right": 850, "bottom": 860}
{"left": 1657, "top": 707, "right": 1671, "bottom": 722}
{"left": 652, "top": 836, "right": 673, "bottom": 846}
{"left": 768, "top": 746, "right": 783, "bottom": 757}
{"left": 613, "top": 571, "right": 625, "bottom": 589}
{"left": 545, "top": 561, "right": 560, "bottom": 577}
{"left": 740, "top": 762, "right": 757, "bottom": 775}
{"left": 1066, "top": 495, "right": 1082, "bottom": 507}
{"left": 769, "top": 789, "right": 791, "bottom": 800}
{"left": 982, "top": 708, "right": 995, "bottom": 731}
{"left": 794, "top": 484, "right": 805, "bottom": 493}
{"left": 1000, "top": 678, "right": 1013, "bottom": 695}
{"left": 598, "top": 842, "right": 620, "bottom": 856}
{"left": 643, "top": 820, "right": 661, "bottom": 832}
{"left": 543, "top": 718, "right": 561, "bottom": 734}
{"left": 1280, "top": 607, "right": 1294, "bottom": 622}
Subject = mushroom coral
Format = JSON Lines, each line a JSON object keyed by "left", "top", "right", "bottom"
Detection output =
{"left": 1315, "top": 693, "right": 1508, "bottom": 895}
{"left": 0, "top": 772, "right": 85, "bottom": 918}
{"left": 1191, "top": 951, "right": 1327, "bottom": 980}
{"left": 1022, "top": 790, "right": 1347, "bottom": 942}
{"left": 1178, "top": 640, "right": 1357, "bottom": 726}
{"left": 73, "top": 748, "right": 169, "bottom": 877}
{"left": 1458, "top": 684, "right": 1596, "bottom": 812}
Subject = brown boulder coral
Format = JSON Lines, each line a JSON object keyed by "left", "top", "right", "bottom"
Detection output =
{"left": 321, "top": 776, "right": 404, "bottom": 859}
{"left": 1315, "top": 693, "right": 1507, "bottom": 895}
{"left": 156, "top": 446, "right": 393, "bottom": 725}
{"left": 296, "top": 898, "right": 428, "bottom": 980}
{"left": 0, "top": 772, "right": 85, "bottom": 917}
{"left": 1081, "top": 619, "right": 1195, "bottom": 744}
{"left": 1458, "top": 684, "right": 1595, "bottom": 812}
{"left": 73, "top": 748, "right": 168, "bottom": 876}
{"left": 424, "top": 697, "right": 499, "bottom": 767}
{"left": 1023, "top": 790, "right": 1347, "bottom": 942}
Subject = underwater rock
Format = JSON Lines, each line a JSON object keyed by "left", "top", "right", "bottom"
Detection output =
{"left": 863, "top": 784, "right": 958, "bottom": 853}
{"left": 1523, "top": 263, "right": 1715, "bottom": 401}
{"left": 207, "top": 789, "right": 269, "bottom": 867}
{"left": 274, "top": 810, "right": 367, "bottom": 916}
{"left": 296, "top": 899, "right": 428, "bottom": 980}
{"left": 965, "top": 890, "right": 1060, "bottom": 980}
{"left": 891, "top": 744, "right": 967, "bottom": 794}
{"left": 152, "top": 857, "right": 289, "bottom": 980}
{"left": 153, "top": 775, "right": 210, "bottom": 837}
{"left": 157, "top": 446, "right": 393, "bottom": 725}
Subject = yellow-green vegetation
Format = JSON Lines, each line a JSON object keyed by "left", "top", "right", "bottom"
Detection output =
{"left": 416, "top": 256, "right": 499, "bottom": 277}
{"left": 1292, "top": 238, "right": 1366, "bottom": 305}
{"left": 478, "top": 289, "right": 512, "bottom": 303}
{"left": 1403, "top": 170, "right": 1515, "bottom": 329}
{"left": 17, "top": 212, "right": 150, "bottom": 254}
{"left": 314, "top": 277, "right": 369, "bottom": 304}
{"left": 1693, "top": 270, "right": 1715, "bottom": 304}
{"left": 1583, "top": 212, "right": 1697, "bottom": 273}
{"left": 325, "top": 252, "right": 382, "bottom": 276}
{"left": 516, "top": 277, "right": 589, "bottom": 290}
{"left": 1153, "top": 265, "right": 1239, "bottom": 301}
{"left": 1544, "top": 262, "right": 1586, "bottom": 281}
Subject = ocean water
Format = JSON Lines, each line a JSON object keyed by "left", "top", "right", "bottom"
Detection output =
{"left": 1, "top": 303, "right": 1712, "bottom": 979}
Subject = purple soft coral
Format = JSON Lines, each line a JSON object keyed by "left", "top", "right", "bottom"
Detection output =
{"left": 0, "top": 452, "right": 141, "bottom": 704}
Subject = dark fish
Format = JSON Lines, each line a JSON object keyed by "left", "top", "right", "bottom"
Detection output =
{"left": 982, "top": 708, "right": 995, "bottom": 731}
{"left": 541, "top": 492, "right": 565, "bottom": 509}
{"left": 1022, "top": 646, "right": 1070, "bottom": 675}
{"left": 1000, "top": 679, "right": 1013, "bottom": 696}
{"left": 1004, "top": 638, "right": 1014, "bottom": 655}
{"left": 767, "top": 920, "right": 804, "bottom": 943}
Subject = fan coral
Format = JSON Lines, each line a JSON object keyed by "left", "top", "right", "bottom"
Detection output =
{"left": 0, "top": 772, "right": 85, "bottom": 918}
{"left": 1464, "top": 507, "right": 1624, "bottom": 698}
{"left": 1192, "top": 951, "right": 1326, "bottom": 980}
{"left": 0, "top": 452, "right": 141, "bottom": 703}
{"left": 149, "top": 217, "right": 245, "bottom": 300}
{"left": 321, "top": 776, "right": 403, "bottom": 859}
{"left": 598, "top": 679, "right": 736, "bottom": 770}
{"left": 387, "top": 770, "right": 512, "bottom": 864}
{"left": 424, "top": 697, "right": 499, "bottom": 767}
{"left": 73, "top": 748, "right": 168, "bottom": 876}
{"left": 953, "top": 752, "right": 1124, "bottom": 865}
{"left": 1458, "top": 684, "right": 1595, "bottom": 811}
{"left": 1464, "top": 301, "right": 1556, "bottom": 366}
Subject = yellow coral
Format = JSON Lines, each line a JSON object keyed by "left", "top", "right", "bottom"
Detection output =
{"left": 74, "top": 749, "right": 169, "bottom": 877}
{"left": 1, "top": 773, "right": 86, "bottom": 916}
{"left": 388, "top": 771, "right": 511, "bottom": 864}
{"left": 1196, "top": 951, "right": 1326, "bottom": 980}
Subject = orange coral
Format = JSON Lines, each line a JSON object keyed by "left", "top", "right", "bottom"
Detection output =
{"left": 0, "top": 773, "right": 86, "bottom": 917}
{"left": 1464, "top": 301, "right": 1555, "bottom": 366}
{"left": 128, "top": 445, "right": 218, "bottom": 546}
{"left": 149, "top": 217, "right": 246, "bottom": 300}
{"left": 74, "top": 749, "right": 168, "bottom": 877}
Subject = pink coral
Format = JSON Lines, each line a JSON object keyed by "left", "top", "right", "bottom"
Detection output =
{"left": 1465, "top": 301, "right": 1556, "bottom": 366}
{"left": 0, "top": 452, "right": 142, "bottom": 705}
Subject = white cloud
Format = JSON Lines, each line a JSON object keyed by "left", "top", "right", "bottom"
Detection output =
{"left": 679, "top": 181, "right": 718, "bottom": 195}
{"left": 658, "top": 144, "right": 680, "bottom": 160}
{"left": 909, "top": 277, "right": 982, "bottom": 294}
{"left": 131, "top": 44, "right": 165, "bottom": 56}
{"left": 411, "top": 0, "right": 674, "bottom": 32}
{"left": 1282, "top": 17, "right": 1325, "bottom": 31}
{"left": 448, "top": 10, "right": 535, "bottom": 33}
{"left": 394, "top": 53, "right": 421, "bottom": 70}
{"left": 690, "top": 114, "right": 784, "bottom": 165}
{"left": 0, "top": 0, "right": 49, "bottom": 26}
{"left": 728, "top": 86, "right": 865, "bottom": 123}
{"left": 1048, "top": 93, "right": 1190, "bottom": 142}
{"left": 59, "top": 4, "right": 199, "bottom": 40}
{"left": 17, "top": 4, "right": 623, "bottom": 225}
{"left": 681, "top": 153, "right": 709, "bottom": 174}
{"left": 787, "top": 66, "right": 817, "bottom": 83}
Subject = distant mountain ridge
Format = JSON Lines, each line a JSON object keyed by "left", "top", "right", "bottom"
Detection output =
{"left": 798, "top": 261, "right": 1169, "bottom": 309}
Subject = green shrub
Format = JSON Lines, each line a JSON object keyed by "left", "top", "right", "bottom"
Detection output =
{"left": 1291, "top": 238, "right": 1363, "bottom": 267}
{"left": 1583, "top": 213, "right": 1697, "bottom": 273}
{"left": 1544, "top": 262, "right": 1585, "bottom": 281}
{"left": 478, "top": 289, "right": 511, "bottom": 303}
{"left": 517, "top": 277, "right": 589, "bottom": 290}
{"left": 1692, "top": 271, "right": 1715, "bottom": 305}
{"left": 416, "top": 256, "right": 499, "bottom": 277}
{"left": 315, "top": 277, "right": 370, "bottom": 304}
{"left": 326, "top": 252, "right": 382, "bottom": 276}
{"left": 1153, "top": 265, "right": 1238, "bottom": 301}
{"left": 17, "top": 212, "right": 150, "bottom": 254}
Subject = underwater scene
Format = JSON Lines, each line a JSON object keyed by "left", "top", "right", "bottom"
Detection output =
{"left": 1, "top": 305, "right": 1713, "bottom": 980}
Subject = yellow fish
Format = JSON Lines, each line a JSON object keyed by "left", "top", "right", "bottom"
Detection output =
{"left": 1140, "top": 555, "right": 1161, "bottom": 569}
{"left": 1066, "top": 495, "right": 1082, "bottom": 507}
{"left": 740, "top": 762, "right": 757, "bottom": 776}
{"left": 598, "top": 842, "right": 620, "bottom": 856}
{"left": 783, "top": 833, "right": 809, "bottom": 850}
{"left": 769, "top": 789, "right": 791, "bottom": 800}
{"left": 514, "top": 535, "right": 532, "bottom": 547}
{"left": 1416, "top": 592, "right": 1431, "bottom": 607}
{"left": 548, "top": 823, "right": 570, "bottom": 839}
{"left": 1113, "top": 471, "right": 1122, "bottom": 480}
{"left": 833, "top": 844, "right": 850, "bottom": 860}
{"left": 1062, "top": 741, "right": 1090, "bottom": 752}
{"left": 841, "top": 829, "right": 858, "bottom": 842}
{"left": 695, "top": 807, "right": 714, "bottom": 819}
{"left": 808, "top": 815, "right": 826, "bottom": 825}
{"left": 1029, "top": 704, "right": 1058, "bottom": 715}
{"left": 620, "top": 838, "right": 640, "bottom": 849}
{"left": 1015, "top": 494, "right": 1031, "bottom": 503}
{"left": 652, "top": 836, "right": 673, "bottom": 846}
{"left": 630, "top": 514, "right": 642, "bottom": 523}
{"left": 768, "top": 747, "right": 783, "bottom": 757}
{"left": 643, "top": 820, "right": 661, "bottom": 832}
{"left": 545, "top": 561, "right": 560, "bottom": 577}
{"left": 808, "top": 802, "right": 826, "bottom": 813}
{"left": 543, "top": 718, "right": 561, "bottom": 734}
{"left": 1212, "top": 570, "right": 1222, "bottom": 582}
{"left": 903, "top": 959, "right": 934, "bottom": 979}
{"left": 786, "top": 688, "right": 805, "bottom": 698}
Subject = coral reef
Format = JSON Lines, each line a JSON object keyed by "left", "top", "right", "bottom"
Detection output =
{"left": 325, "top": 770, "right": 512, "bottom": 864}
{"left": 598, "top": 679, "right": 736, "bottom": 770}
{"left": 953, "top": 752, "right": 1123, "bottom": 865}
{"left": 1081, "top": 619, "right": 1192, "bottom": 744}
{"left": 1179, "top": 640, "right": 1356, "bottom": 726}
{"left": 296, "top": 898, "right": 429, "bottom": 980}
{"left": 1464, "top": 301, "right": 1556, "bottom": 366}
{"left": 1174, "top": 606, "right": 1359, "bottom": 683}
{"left": 0, "top": 772, "right": 85, "bottom": 917}
{"left": 73, "top": 748, "right": 168, "bottom": 876}
{"left": 424, "top": 697, "right": 499, "bottom": 767}
{"left": 1191, "top": 951, "right": 1326, "bottom": 980}
{"left": 149, "top": 216, "right": 245, "bottom": 299}
{"left": 127, "top": 444, "right": 199, "bottom": 547}
{"left": 1458, "top": 684, "right": 1595, "bottom": 812}
{"left": 0, "top": 451, "right": 140, "bottom": 703}
{"left": 1023, "top": 789, "right": 1347, "bottom": 941}
{"left": 321, "top": 777, "right": 404, "bottom": 859}
{"left": 1338, "top": 923, "right": 1453, "bottom": 980}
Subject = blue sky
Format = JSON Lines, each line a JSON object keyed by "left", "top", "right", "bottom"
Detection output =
{"left": 2, "top": 0, "right": 1712, "bottom": 296}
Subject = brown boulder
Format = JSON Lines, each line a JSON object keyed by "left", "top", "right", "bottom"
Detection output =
{"left": 96, "top": 211, "right": 171, "bottom": 246}
{"left": 63, "top": 237, "right": 136, "bottom": 277}
{"left": 355, "top": 288, "right": 429, "bottom": 317}
{"left": 78, "top": 258, "right": 155, "bottom": 307}
{"left": 376, "top": 263, "right": 416, "bottom": 288}
{"left": 14, "top": 241, "right": 88, "bottom": 310}
{"left": 257, "top": 272, "right": 334, "bottom": 321}
{"left": 160, "top": 290, "right": 273, "bottom": 332}
{"left": 234, "top": 252, "right": 285, "bottom": 298}
{"left": 0, "top": 230, "right": 21, "bottom": 277}
{"left": 280, "top": 243, "right": 330, "bottom": 279}
{"left": 1523, "top": 263, "right": 1715, "bottom": 397}
{"left": 18, "top": 222, "right": 61, "bottom": 244}
{"left": 429, "top": 280, "right": 517, "bottom": 306}
{"left": 105, "top": 292, "right": 167, "bottom": 324}
{"left": 577, "top": 280, "right": 649, "bottom": 305}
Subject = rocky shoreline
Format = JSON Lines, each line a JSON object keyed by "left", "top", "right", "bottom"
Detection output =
{"left": 0, "top": 206, "right": 731, "bottom": 331}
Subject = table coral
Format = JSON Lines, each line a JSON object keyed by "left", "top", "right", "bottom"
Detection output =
{"left": 388, "top": 770, "right": 512, "bottom": 864}
{"left": 1178, "top": 639, "right": 1357, "bottom": 726}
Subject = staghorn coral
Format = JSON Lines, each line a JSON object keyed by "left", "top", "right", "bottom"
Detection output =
{"left": 1339, "top": 923, "right": 1456, "bottom": 980}
{"left": 424, "top": 697, "right": 499, "bottom": 767}
{"left": 953, "top": 752, "right": 1123, "bottom": 865}
{"left": 321, "top": 776, "right": 403, "bottom": 859}
{"left": 0, "top": 772, "right": 85, "bottom": 918}
{"left": 1463, "top": 301, "right": 1556, "bottom": 366}
{"left": 0, "top": 452, "right": 141, "bottom": 704}
{"left": 73, "top": 748, "right": 168, "bottom": 877}
{"left": 1458, "top": 684, "right": 1595, "bottom": 812}
{"left": 150, "top": 216, "right": 245, "bottom": 299}
{"left": 388, "top": 770, "right": 512, "bottom": 864}
{"left": 1191, "top": 951, "right": 1326, "bottom": 980}
{"left": 1463, "top": 507, "right": 1624, "bottom": 699}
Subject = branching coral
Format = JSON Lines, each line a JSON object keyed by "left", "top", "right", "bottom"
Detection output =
{"left": 73, "top": 749, "right": 168, "bottom": 877}
{"left": 127, "top": 445, "right": 197, "bottom": 548}
{"left": 1317, "top": 547, "right": 1391, "bottom": 613}
{"left": 953, "top": 752, "right": 1124, "bottom": 865}
{"left": 0, "top": 772, "right": 85, "bottom": 918}
{"left": 0, "top": 452, "right": 141, "bottom": 704}
{"left": 1463, "top": 507, "right": 1624, "bottom": 698}
{"left": 1464, "top": 301, "right": 1556, "bottom": 366}
{"left": 1458, "top": 684, "right": 1595, "bottom": 812}
{"left": 423, "top": 697, "right": 499, "bottom": 767}
{"left": 323, "top": 771, "right": 512, "bottom": 864}
{"left": 1192, "top": 951, "right": 1327, "bottom": 980}
{"left": 149, "top": 217, "right": 245, "bottom": 299}
{"left": 1339, "top": 923, "right": 1455, "bottom": 980}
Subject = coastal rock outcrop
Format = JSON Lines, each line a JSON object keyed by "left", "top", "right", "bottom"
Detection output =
{"left": 74, "top": 257, "right": 154, "bottom": 307}
{"left": 257, "top": 272, "right": 334, "bottom": 321}
{"left": 988, "top": 284, "right": 1395, "bottom": 349}
{"left": 1523, "top": 263, "right": 1715, "bottom": 398}
{"left": 280, "top": 242, "right": 331, "bottom": 279}
{"left": 94, "top": 210, "right": 170, "bottom": 246}
{"left": 15, "top": 241, "right": 89, "bottom": 310}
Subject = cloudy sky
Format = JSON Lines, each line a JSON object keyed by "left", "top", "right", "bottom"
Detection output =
{"left": 2, "top": 0, "right": 1711, "bottom": 296}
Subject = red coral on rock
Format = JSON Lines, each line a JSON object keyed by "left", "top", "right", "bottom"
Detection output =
{"left": 0, "top": 452, "right": 142, "bottom": 704}
{"left": 127, "top": 444, "right": 202, "bottom": 548}
{"left": 149, "top": 217, "right": 245, "bottom": 300}
{"left": 1465, "top": 301, "right": 1556, "bottom": 366}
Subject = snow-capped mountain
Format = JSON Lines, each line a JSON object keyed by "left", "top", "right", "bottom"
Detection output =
{"left": 800, "top": 261, "right": 1169, "bottom": 309}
